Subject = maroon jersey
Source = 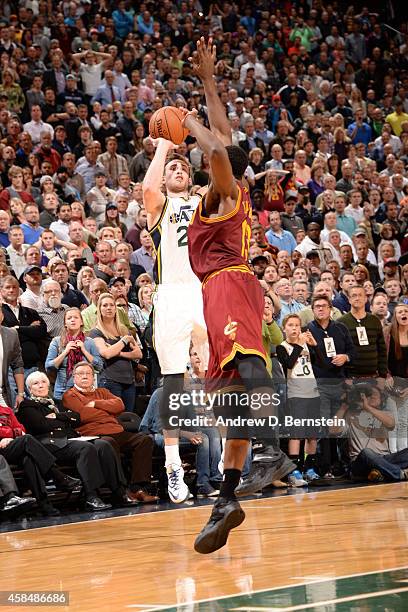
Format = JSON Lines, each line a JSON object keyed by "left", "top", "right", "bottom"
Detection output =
{"left": 188, "top": 182, "right": 252, "bottom": 283}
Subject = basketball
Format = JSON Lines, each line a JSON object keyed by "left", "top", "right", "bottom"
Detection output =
{"left": 149, "top": 106, "right": 189, "bottom": 145}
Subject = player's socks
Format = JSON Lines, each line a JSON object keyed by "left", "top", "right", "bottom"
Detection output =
{"left": 219, "top": 468, "right": 242, "bottom": 499}
{"left": 164, "top": 444, "right": 182, "bottom": 468}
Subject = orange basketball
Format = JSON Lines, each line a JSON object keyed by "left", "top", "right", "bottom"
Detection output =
{"left": 149, "top": 106, "right": 189, "bottom": 145}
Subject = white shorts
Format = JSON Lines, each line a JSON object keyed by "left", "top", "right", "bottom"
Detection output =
{"left": 153, "top": 283, "right": 208, "bottom": 375}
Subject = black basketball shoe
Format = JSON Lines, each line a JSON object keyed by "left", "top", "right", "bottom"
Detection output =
{"left": 194, "top": 496, "right": 245, "bottom": 554}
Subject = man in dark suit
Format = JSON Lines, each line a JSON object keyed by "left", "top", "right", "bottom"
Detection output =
{"left": 42, "top": 55, "right": 66, "bottom": 96}
{"left": 1, "top": 273, "right": 46, "bottom": 396}
{"left": 0, "top": 304, "right": 25, "bottom": 410}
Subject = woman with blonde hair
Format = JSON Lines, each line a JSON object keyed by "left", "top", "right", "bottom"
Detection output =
{"left": 353, "top": 264, "right": 370, "bottom": 285}
{"left": 333, "top": 127, "right": 350, "bottom": 160}
{"left": 89, "top": 293, "right": 142, "bottom": 412}
{"left": 71, "top": 201, "right": 86, "bottom": 224}
{"left": 0, "top": 68, "right": 25, "bottom": 113}
{"left": 135, "top": 284, "right": 153, "bottom": 333}
{"left": 9, "top": 197, "right": 26, "bottom": 225}
{"left": 263, "top": 170, "right": 288, "bottom": 212}
{"left": 350, "top": 87, "right": 367, "bottom": 117}
{"left": 77, "top": 266, "right": 97, "bottom": 303}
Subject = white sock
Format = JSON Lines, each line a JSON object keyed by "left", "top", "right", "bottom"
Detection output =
{"left": 165, "top": 444, "right": 181, "bottom": 467}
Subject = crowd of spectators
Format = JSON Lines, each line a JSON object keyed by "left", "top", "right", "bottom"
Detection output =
{"left": 1, "top": 0, "right": 408, "bottom": 517}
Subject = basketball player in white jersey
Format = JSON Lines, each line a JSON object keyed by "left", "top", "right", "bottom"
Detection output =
{"left": 143, "top": 138, "right": 208, "bottom": 503}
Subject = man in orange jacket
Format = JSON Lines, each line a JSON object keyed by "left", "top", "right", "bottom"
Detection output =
{"left": 62, "top": 361, "right": 158, "bottom": 503}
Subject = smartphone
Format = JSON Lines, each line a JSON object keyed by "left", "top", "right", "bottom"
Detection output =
{"left": 74, "top": 257, "right": 87, "bottom": 272}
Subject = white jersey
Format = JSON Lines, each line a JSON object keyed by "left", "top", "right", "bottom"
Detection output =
{"left": 280, "top": 340, "right": 319, "bottom": 399}
{"left": 149, "top": 194, "right": 201, "bottom": 286}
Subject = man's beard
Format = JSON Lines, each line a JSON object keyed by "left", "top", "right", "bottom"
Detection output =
{"left": 48, "top": 297, "right": 61, "bottom": 309}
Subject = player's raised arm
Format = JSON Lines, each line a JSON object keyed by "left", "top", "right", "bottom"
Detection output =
{"left": 190, "top": 37, "right": 232, "bottom": 147}
{"left": 142, "top": 138, "right": 175, "bottom": 228}
{"left": 183, "top": 111, "right": 237, "bottom": 208}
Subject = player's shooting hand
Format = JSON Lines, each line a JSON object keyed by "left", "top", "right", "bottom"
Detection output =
{"left": 150, "top": 138, "right": 178, "bottom": 150}
{"left": 189, "top": 36, "right": 216, "bottom": 82}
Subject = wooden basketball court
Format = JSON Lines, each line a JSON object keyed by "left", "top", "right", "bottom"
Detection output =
{"left": 1, "top": 483, "right": 408, "bottom": 611}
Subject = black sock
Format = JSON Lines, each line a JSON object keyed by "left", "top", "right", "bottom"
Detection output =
{"left": 304, "top": 454, "right": 317, "bottom": 471}
{"left": 289, "top": 455, "right": 301, "bottom": 470}
{"left": 220, "top": 469, "right": 241, "bottom": 500}
{"left": 47, "top": 466, "right": 66, "bottom": 484}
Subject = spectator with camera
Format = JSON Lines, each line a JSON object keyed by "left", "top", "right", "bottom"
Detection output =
{"left": 331, "top": 385, "right": 408, "bottom": 483}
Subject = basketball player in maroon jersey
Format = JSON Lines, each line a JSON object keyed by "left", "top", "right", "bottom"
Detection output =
{"left": 189, "top": 38, "right": 294, "bottom": 503}
{"left": 181, "top": 107, "right": 276, "bottom": 554}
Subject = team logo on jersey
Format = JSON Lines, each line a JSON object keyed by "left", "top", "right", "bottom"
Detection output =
{"left": 224, "top": 315, "right": 238, "bottom": 341}
{"left": 169, "top": 205, "right": 195, "bottom": 224}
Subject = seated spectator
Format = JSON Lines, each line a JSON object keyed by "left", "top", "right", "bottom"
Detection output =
{"left": 19, "top": 372, "right": 129, "bottom": 511}
{"left": 141, "top": 384, "right": 222, "bottom": 498}
{"left": 331, "top": 384, "right": 407, "bottom": 483}
{"left": 88, "top": 293, "right": 141, "bottom": 412}
{"left": 62, "top": 362, "right": 158, "bottom": 503}
{"left": 0, "top": 403, "right": 77, "bottom": 516}
{"left": 46, "top": 307, "right": 103, "bottom": 403}
{"left": 0, "top": 455, "right": 36, "bottom": 517}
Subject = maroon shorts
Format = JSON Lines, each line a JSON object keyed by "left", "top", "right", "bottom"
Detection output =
{"left": 203, "top": 269, "right": 266, "bottom": 388}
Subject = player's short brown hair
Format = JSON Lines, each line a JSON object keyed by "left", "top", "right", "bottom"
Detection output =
{"left": 165, "top": 153, "right": 191, "bottom": 176}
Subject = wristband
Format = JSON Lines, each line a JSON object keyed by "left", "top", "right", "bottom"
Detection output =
{"left": 121, "top": 337, "right": 129, "bottom": 347}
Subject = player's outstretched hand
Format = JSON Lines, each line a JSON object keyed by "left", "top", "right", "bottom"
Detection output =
{"left": 189, "top": 36, "right": 216, "bottom": 82}
{"left": 180, "top": 107, "right": 198, "bottom": 128}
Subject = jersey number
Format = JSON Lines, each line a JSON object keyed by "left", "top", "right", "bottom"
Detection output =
{"left": 177, "top": 225, "right": 188, "bottom": 247}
